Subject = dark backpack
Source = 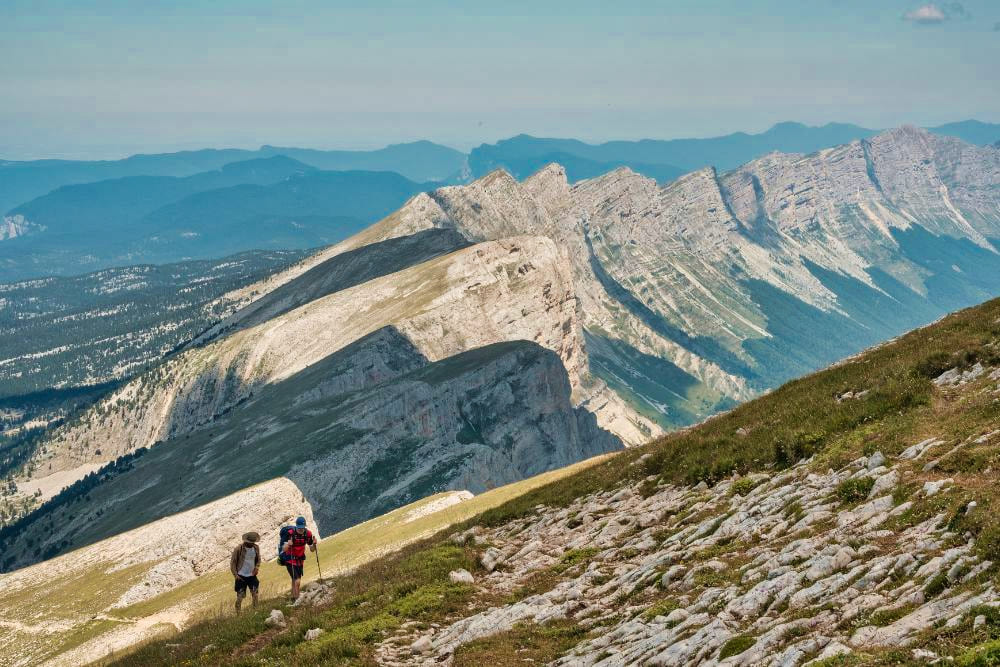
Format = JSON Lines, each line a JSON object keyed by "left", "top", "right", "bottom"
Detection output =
{"left": 277, "top": 525, "right": 295, "bottom": 566}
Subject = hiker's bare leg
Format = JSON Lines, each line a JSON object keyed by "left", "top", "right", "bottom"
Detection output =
{"left": 235, "top": 592, "right": 245, "bottom": 612}
{"left": 291, "top": 577, "right": 301, "bottom": 599}
{"left": 251, "top": 591, "right": 259, "bottom": 608}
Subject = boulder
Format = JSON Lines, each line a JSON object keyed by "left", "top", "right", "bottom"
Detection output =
{"left": 449, "top": 568, "right": 475, "bottom": 584}
{"left": 660, "top": 565, "right": 686, "bottom": 588}
{"left": 869, "top": 470, "right": 899, "bottom": 499}
{"left": 922, "top": 479, "right": 953, "bottom": 497}
{"left": 480, "top": 547, "right": 504, "bottom": 572}
{"left": 665, "top": 608, "right": 689, "bottom": 624}
{"left": 900, "top": 438, "right": 939, "bottom": 460}
{"left": 804, "top": 547, "right": 855, "bottom": 582}
{"left": 812, "top": 640, "right": 851, "bottom": 662}
{"left": 410, "top": 635, "right": 433, "bottom": 655}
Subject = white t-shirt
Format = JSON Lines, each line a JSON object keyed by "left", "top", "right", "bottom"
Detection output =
{"left": 237, "top": 545, "right": 258, "bottom": 577}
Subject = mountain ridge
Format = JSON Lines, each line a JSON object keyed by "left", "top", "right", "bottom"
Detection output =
{"left": 357, "top": 126, "right": 1000, "bottom": 426}
{"left": 0, "top": 140, "right": 467, "bottom": 214}
{"left": 23, "top": 125, "right": 998, "bottom": 480}
{"left": 468, "top": 120, "right": 1000, "bottom": 183}
{"left": 7, "top": 125, "right": 1000, "bottom": 582}
{"left": 0, "top": 165, "right": 434, "bottom": 281}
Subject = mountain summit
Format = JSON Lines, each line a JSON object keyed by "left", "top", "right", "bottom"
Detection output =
{"left": 6, "top": 127, "right": 1000, "bottom": 583}
{"left": 329, "top": 126, "right": 1000, "bottom": 429}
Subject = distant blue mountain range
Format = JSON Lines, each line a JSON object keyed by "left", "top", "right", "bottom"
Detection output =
{"left": 0, "top": 141, "right": 467, "bottom": 215}
{"left": 468, "top": 120, "right": 1000, "bottom": 182}
{"left": 1, "top": 159, "right": 432, "bottom": 281}
{"left": 2, "top": 120, "right": 997, "bottom": 281}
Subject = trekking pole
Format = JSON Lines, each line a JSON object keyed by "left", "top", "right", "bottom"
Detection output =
{"left": 314, "top": 544, "right": 324, "bottom": 583}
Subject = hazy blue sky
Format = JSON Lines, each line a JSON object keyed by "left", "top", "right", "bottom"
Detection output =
{"left": 2, "top": 0, "right": 998, "bottom": 158}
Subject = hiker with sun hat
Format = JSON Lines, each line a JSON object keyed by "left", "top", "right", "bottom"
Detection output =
{"left": 230, "top": 531, "right": 261, "bottom": 612}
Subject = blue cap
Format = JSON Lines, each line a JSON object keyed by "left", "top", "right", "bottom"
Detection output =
{"left": 295, "top": 516, "right": 306, "bottom": 527}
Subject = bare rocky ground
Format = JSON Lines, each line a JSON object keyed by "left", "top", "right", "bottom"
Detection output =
{"left": 371, "top": 423, "right": 999, "bottom": 665}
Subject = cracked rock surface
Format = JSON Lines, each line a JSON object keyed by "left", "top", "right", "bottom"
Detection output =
{"left": 377, "top": 441, "right": 998, "bottom": 666}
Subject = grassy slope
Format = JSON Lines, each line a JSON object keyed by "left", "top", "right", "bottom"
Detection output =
{"left": 0, "top": 458, "right": 605, "bottom": 667}
{"left": 105, "top": 296, "right": 1000, "bottom": 666}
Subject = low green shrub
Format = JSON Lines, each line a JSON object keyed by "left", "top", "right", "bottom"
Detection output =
{"left": 923, "top": 571, "right": 949, "bottom": 599}
{"left": 719, "top": 635, "right": 756, "bottom": 660}
{"left": 957, "top": 638, "right": 1000, "bottom": 666}
{"left": 553, "top": 547, "right": 600, "bottom": 573}
{"left": 836, "top": 477, "right": 875, "bottom": 504}
{"left": 730, "top": 478, "right": 757, "bottom": 497}
{"left": 642, "top": 598, "right": 680, "bottom": 620}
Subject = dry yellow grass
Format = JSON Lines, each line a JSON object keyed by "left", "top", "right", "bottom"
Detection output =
{"left": 0, "top": 455, "right": 607, "bottom": 667}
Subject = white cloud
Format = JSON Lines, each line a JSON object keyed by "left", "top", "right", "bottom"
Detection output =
{"left": 903, "top": 4, "right": 947, "bottom": 23}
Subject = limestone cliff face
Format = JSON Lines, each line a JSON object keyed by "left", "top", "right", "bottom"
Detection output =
{"left": 8, "top": 339, "right": 621, "bottom": 566}
{"left": 288, "top": 340, "right": 621, "bottom": 532}
{"left": 196, "top": 228, "right": 471, "bottom": 341}
{"left": 333, "top": 128, "right": 1000, "bottom": 431}
{"left": 719, "top": 126, "right": 1000, "bottom": 291}
{"left": 28, "top": 237, "right": 590, "bottom": 480}
{"left": 867, "top": 126, "right": 1000, "bottom": 239}
{"left": 0, "top": 476, "right": 313, "bottom": 591}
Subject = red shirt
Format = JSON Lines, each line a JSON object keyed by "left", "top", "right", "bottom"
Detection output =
{"left": 282, "top": 528, "right": 314, "bottom": 566}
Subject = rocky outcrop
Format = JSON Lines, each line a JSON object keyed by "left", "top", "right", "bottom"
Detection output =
{"left": 28, "top": 236, "right": 596, "bottom": 479}
{"left": 0, "top": 214, "right": 40, "bottom": 240}
{"left": 0, "top": 476, "right": 313, "bottom": 599}
{"left": 9, "top": 339, "right": 621, "bottom": 562}
{"left": 379, "top": 441, "right": 999, "bottom": 666}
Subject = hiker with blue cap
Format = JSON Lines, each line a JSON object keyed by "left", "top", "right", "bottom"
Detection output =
{"left": 277, "top": 516, "right": 316, "bottom": 600}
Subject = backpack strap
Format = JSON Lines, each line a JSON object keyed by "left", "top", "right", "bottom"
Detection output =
{"left": 278, "top": 526, "right": 291, "bottom": 555}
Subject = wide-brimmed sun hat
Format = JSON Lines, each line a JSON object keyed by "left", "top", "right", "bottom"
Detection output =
{"left": 242, "top": 531, "right": 260, "bottom": 543}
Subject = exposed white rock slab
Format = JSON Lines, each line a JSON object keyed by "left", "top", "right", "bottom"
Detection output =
{"left": 376, "top": 447, "right": 1000, "bottom": 666}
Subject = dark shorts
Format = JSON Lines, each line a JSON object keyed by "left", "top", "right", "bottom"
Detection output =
{"left": 235, "top": 575, "right": 259, "bottom": 595}
{"left": 286, "top": 563, "right": 304, "bottom": 580}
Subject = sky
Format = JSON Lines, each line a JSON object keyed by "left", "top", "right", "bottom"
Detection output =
{"left": 1, "top": 0, "right": 999, "bottom": 159}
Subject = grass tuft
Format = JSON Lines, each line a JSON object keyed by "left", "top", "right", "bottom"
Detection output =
{"left": 719, "top": 635, "right": 756, "bottom": 660}
{"left": 836, "top": 477, "right": 875, "bottom": 505}
{"left": 452, "top": 621, "right": 587, "bottom": 666}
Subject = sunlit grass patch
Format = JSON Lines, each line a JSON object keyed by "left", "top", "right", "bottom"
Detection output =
{"left": 452, "top": 620, "right": 587, "bottom": 667}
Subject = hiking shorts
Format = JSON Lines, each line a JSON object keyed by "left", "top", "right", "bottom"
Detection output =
{"left": 235, "top": 575, "right": 260, "bottom": 595}
{"left": 286, "top": 563, "right": 304, "bottom": 580}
